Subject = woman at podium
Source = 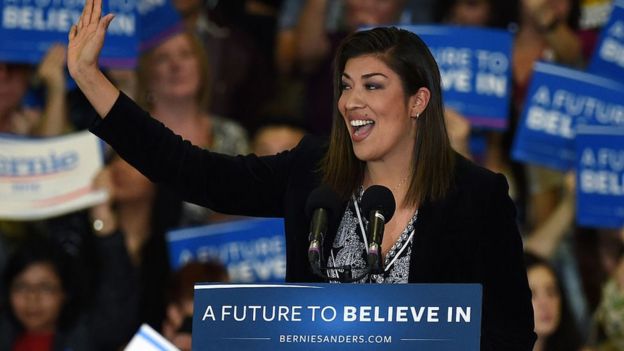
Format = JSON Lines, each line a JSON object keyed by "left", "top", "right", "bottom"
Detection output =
{"left": 66, "top": 1, "right": 536, "bottom": 349}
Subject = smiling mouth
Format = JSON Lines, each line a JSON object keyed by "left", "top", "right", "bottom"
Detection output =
{"left": 350, "top": 119, "right": 375, "bottom": 137}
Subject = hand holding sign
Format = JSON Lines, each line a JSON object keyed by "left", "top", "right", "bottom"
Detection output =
{"left": 68, "top": 0, "right": 113, "bottom": 78}
{"left": 37, "top": 44, "right": 67, "bottom": 94}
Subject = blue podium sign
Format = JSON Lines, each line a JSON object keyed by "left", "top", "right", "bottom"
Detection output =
{"left": 512, "top": 62, "right": 624, "bottom": 171}
{"left": 399, "top": 25, "right": 513, "bottom": 130}
{"left": 166, "top": 218, "right": 286, "bottom": 283}
{"left": 588, "top": 0, "right": 624, "bottom": 81}
{"left": 192, "top": 283, "right": 482, "bottom": 351}
{"left": 576, "top": 125, "right": 624, "bottom": 228}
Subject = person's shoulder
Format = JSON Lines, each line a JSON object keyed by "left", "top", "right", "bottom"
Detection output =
{"left": 284, "top": 134, "right": 328, "bottom": 168}
{"left": 296, "top": 134, "right": 328, "bottom": 151}
{"left": 452, "top": 153, "right": 507, "bottom": 193}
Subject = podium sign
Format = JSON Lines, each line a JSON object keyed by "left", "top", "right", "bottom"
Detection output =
{"left": 192, "top": 283, "right": 482, "bottom": 351}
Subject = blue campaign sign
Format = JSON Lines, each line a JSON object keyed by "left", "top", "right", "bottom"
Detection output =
{"left": 166, "top": 218, "right": 286, "bottom": 283}
{"left": 512, "top": 62, "right": 624, "bottom": 171}
{"left": 576, "top": 125, "right": 624, "bottom": 228}
{"left": 588, "top": 0, "right": 624, "bottom": 81}
{"left": 192, "top": 283, "right": 482, "bottom": 351}
{"left": 399, "top": 25, "right": 513, "bottom": 130}
{"left": 0, "top": 0, "right": 181, "bottom": 68}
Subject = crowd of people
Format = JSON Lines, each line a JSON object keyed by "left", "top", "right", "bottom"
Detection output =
{"left": 0, "top": 0, "right": 622, "bottom": 350}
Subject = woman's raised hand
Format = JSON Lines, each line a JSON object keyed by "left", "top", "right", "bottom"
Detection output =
{"left": 66, "top": 0, "right": 119, "bottom": 118}
{"left": 67, "top": 0, "right": 113, "bottom": 78}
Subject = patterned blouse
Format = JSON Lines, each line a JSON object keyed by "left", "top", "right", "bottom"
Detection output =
{"left": 326, "top": 189, "right": 418, "bottom": 284}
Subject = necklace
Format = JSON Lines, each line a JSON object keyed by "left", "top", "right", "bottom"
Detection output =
{"left": 393, "top": 175, "right": 410, "bottom": 193}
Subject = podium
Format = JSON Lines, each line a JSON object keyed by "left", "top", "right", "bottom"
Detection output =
{"left": 192, "top": 283, "right": 482, "bottom": 351}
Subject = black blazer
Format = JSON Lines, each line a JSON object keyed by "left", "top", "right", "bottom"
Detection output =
{"left": 91, "top": 92, "right": 536, "bottom": 350}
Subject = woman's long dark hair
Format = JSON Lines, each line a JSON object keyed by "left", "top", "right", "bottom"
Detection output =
{"left": 322, "top": 27, "right": 455, "bottom": 206}
{"left": 524, "top": 252, "right": 584, "bottom": 351}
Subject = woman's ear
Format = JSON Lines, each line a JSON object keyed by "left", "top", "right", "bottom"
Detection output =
{"left": 409, "top": 87, "right": 431, "bottom": 118}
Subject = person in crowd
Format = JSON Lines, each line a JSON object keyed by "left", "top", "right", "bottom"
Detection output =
{"left": 505, "top": 0, "right": 582, "bottom": 229}
{"left": 89, "top": 154, "right": 181, "bottom": 332}
{"left": 591, "top": 228, "right": 624, "bottom": 351}
{"left": 67, "top": 2, "right": 536, "bottom": 348}
{"left": 0, "top": 233, "right": 137, "bottom": 350}
{"left": 137, "top": 30, "right": 249, "bottom": 156}
{"left": 525, "top": 252, "right": 586, "bottom": 351}
{"left": 172, "top": 0, "right": 278, "bottom": 128}
{"left": 0, "top": 44, "right": 69, "bottom": 136}
{"left": 162, "top": 261, "right": 229, "bottom": 351}
{"left": 136, "top": 30, "right": 249, "bottom": 225}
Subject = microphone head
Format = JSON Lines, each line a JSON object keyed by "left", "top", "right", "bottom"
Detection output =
{"left": 361, "top": 185, "right": 396, "bottom": 222}
{"left": 305, "top": 184, "right": 343, "bottom": 222}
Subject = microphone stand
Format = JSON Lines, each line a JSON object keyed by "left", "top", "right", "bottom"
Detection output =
{"left": 310, "top": 261, "right": 379, "bottom": 283}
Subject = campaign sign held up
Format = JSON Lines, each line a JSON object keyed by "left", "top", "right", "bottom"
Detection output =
{"left": 0, "top": 131, "right": 107, "bottom": 220}
{"left": 588, "top": 0, "right": 624, "bottom": 81}
{"left": 167, "top": 218, "right": 286, "bottom": 283}
{"left": 0, "top": 0, "right": 181, "bottom": 67}
{"left": 193, "top": 283, "right": 482, "bottom": 351}
{"left": 576, "top": 125, "right": 624, "bottom": 228}
{"left": 512, "top": 62, "right": 624, "bottom": 171}
{"left": 400, "top": 25, "right": 512, "bottom": 130}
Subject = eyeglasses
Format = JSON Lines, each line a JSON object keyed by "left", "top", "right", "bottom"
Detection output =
{"left": 11, "top": 282, "right": 62, "bottom": 296}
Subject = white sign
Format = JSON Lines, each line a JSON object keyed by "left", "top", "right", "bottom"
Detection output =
{"left": 124, "top": 324, "right": 179, "bottom": 351}
{"left": 0, "top": 131, "right": 107, "bottom": 220}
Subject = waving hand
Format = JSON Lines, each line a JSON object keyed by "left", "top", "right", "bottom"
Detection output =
{"left": 67, "top": 0, "right": 119, "bottom": 117}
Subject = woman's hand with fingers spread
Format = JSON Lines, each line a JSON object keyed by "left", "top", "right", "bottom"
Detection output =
{"left": 67, "top": 0, "right": 114, "bottom": 79}
{"left": 66, "top": 0, "right": 119, "bottom": 118}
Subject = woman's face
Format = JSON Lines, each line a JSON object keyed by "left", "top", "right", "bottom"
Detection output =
{"left": 10, "top": 263, "right": 65, "bottom": 333}
{"left": 110, "top": 157, "right": 155, "bottom": 203}
{"left": 148, "top": 33, "right": 201, "bottom": 101}
{"left": 528, "top": 265, "right": 561, "bottom": 338}
{"left": 338, "top": 55, "right": 419, "bottom": 163}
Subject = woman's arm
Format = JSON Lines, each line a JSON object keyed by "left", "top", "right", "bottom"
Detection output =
{"left": 68, "top": 0, "right": 306, "bottom": 217}
{"left": 67, "top": 0, "right": 118, "bottom": 118}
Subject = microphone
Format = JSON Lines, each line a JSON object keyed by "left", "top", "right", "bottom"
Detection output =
{"left": 361, "top": 185, "right": 396, "bottom": 274}
{"left": 305, "top": 185, "right": 342, "bottom": 274}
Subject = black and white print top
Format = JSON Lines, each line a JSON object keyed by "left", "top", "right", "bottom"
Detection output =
{"left": 326, "top": 189, "right": 418, "bottom": 284}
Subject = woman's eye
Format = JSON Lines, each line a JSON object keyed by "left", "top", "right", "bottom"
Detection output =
{"left": 365, "top": 83, "right": 381, "bottom": 90}
{"left": 340, "top": 82, "right": 351, "bottom": 91}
